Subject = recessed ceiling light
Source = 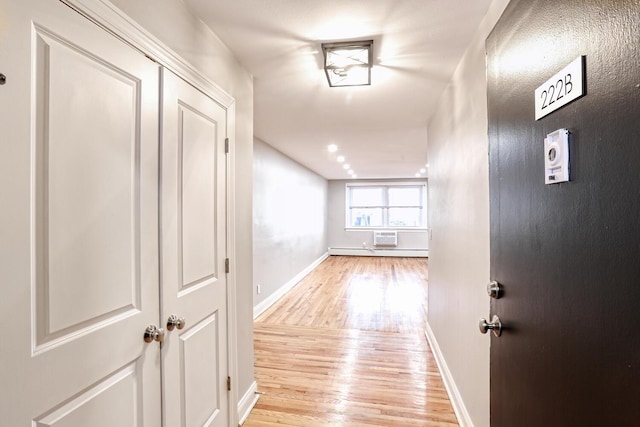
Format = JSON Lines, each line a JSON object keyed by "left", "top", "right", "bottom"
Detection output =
{"left": 337, "top": 155, "right": 345, "bottom": 163}
{"left": 420, "top": 168, "right": 426, "bottom": 173}
{"left": 348, "top": 169, "right": 354, "bottom": 175}
{"left": 343, "top": 164, "right": 350, "bottom": 170}
{"left": 352, "top": 174, "right": 357, "bottom": 179}
{"left": 415, "top": 173, "right": 421, "bottom": 177}
{"left": 328, "top": 144, "right": 338, "bottom": 153}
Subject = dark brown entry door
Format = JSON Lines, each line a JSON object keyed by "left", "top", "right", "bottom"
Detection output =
{"left": 487, "top": 1, "right": 640, "bottom": 426}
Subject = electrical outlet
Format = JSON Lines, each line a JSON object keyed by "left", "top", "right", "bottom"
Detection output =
{"left": 256, "top": 284, "right": 261, "bottom": 295}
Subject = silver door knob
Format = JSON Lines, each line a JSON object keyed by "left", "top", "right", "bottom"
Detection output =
{"left": 143, "top": 325, "right": 165, "bottom": 343}
{"left": 167, "top": 315, "right": 186, "bottom": 331}
{"left": 479, "top": 315, "right": 502, "bottom": 337}
{"left": 487, "top": 280, "right": 502, "bottom": 299}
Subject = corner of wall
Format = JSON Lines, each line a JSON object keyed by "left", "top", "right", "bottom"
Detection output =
{"left": 425, "top": 1, "right": 510, "bottom": 427}
{"left": 425, "top": 323, "right": 474, "bottom": 427}
{"left": 237, "top": 380, "right": 259, "bottom": 425}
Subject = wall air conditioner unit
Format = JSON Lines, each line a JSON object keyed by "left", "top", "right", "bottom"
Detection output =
{"left": 373, "top": 231, "right": 398, "bottom": 247}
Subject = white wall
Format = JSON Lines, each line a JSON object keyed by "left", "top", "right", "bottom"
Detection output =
{"left": 426, "top": 1, "right": 509, "bottom": 426}
{"left": 327, "top": 179, "right": 428, "bottom": 256}
{"left": 253, "top": 139, "right": 328, "bottom": 313}
{"left": 108, "top": 0, "right": 256, "bottom": 402}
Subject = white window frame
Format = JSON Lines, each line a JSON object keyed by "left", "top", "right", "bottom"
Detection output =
{"left": 345, "top": 182, "right": 427, "bottom": 230}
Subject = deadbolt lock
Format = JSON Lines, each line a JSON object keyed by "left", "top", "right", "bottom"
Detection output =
{"left": 487, "top": 280, "right": 502, "bottom": 299}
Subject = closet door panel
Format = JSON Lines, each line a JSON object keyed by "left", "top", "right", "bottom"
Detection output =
{"left": 161, "top": 68, "right": 229, "bottom": 427}
{"left": 0, "top": 0, "right": 161, "bottom": 425}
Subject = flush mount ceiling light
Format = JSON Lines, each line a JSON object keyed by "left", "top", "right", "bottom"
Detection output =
{"left": 322, "top": 40, "right": 373, "bottom": 87}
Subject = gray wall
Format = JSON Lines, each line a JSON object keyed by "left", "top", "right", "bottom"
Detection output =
{"left": 253, "top": 139, "right": 328, "bottom": 307}
{"left": 108, "top": 0, "right": 256, "bottom": 401}
{"left": 327, "top": 179, "right": 428, "bottom": 254}
{"left": 426, "top": 1, "right": 509, "bottom": 426}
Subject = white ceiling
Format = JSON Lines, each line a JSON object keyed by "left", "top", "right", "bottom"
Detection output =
{"left": 184, "top": 0, "right": 493, "bottom": 180}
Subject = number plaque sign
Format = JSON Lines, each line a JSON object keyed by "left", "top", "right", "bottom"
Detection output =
{"left": 535, "top": 56, "right": 585, "bottom": 120}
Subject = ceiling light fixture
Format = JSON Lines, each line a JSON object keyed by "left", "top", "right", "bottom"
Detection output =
{"left": 322, "top": 40, "right": 373, "bottom": 87}
{"left": 328, "top": 144, "right": 338, "bottom": 152}
{"left": 337, "top": 155, "right": 345, "bottom": 163}
{"left": 343, "top": 164, "right": 350, "bottom": 170}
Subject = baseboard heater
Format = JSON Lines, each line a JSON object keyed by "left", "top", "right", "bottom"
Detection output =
{"left": 373, "top": 231, "right": 398, "bottom": 246}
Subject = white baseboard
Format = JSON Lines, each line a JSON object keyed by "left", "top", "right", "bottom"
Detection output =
{"left": 237, "top": 380, "right": 259, "bottom": 426}
{"left": 253, "top": 252, "right": 329, "bottom": 319}
{"left": 424, "top": 322, "right": 473, "bottom": 427}
{"left": 328, "top": 247, "right": 428, "bottom": 257}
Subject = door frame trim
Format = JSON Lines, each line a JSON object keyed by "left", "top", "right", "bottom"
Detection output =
{"left": 60, "top": 0, "right": 235, "bottom": 108}
{"left": 57, "top": 1, "right": 240, "bottom": 425}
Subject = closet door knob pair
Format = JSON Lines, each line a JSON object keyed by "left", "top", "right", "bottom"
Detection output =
{"left": 144, "top": 315, "right": 186, "bottom": 343}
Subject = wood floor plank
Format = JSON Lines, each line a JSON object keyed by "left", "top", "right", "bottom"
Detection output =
{"left": 243, "top": 256, "right": 458, "bottom": 427}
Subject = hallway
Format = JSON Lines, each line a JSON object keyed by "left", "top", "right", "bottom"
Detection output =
{"left": 244, "top": 256, "right": 458, "bottom": 426}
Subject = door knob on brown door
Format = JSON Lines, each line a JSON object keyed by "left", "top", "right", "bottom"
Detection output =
{"left": 479, "top": 315, "right": 502, "bottom": 337}
{"left": 143, "top": 325, "right": 165, "bottom": 343}
{"left": 167, "top": 315, "right": 186, "bottom": 331}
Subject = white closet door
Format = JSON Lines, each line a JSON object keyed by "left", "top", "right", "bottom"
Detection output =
{"left": 160, "top": 69, "right": 229, "bottom": 427}
{"left": 0, "top": 0, "right": 161, "bottom": 425}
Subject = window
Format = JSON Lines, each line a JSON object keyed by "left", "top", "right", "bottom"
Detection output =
{"left": 346, "top": 183, "right": 426, "bottom": 229}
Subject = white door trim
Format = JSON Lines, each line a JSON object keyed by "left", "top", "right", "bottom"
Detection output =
{"left": 60, "top": 0, "right": 235, "bottom": 108}
{"left": 224, "top": 101, "right": 240, "bottom": 425}
{"left": 57, "top": 1, "right": 239, "bottom": 425}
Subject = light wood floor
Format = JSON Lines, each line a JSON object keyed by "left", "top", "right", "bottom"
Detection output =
{"left": 243, "top": 256, "right": 458, "bottom": 427}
